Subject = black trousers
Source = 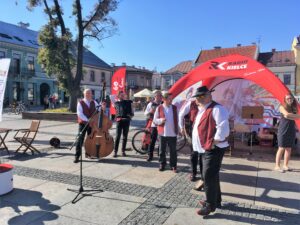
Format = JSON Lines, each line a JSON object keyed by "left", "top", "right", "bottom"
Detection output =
{"left": 202, "top": 146, "right": 226, "bottom": 209}
{"left": 191, "top": 150, "right": 204, "bottom": 180}
{"left": 148, "top": 127, "right": 158, "bottom": 156}
{"left": 114, "top": 119, "right": 130, "bottom": 153}
{"left": 75, "top": 123, "right": 91, "bottom": 158}
{"left": 159, "top": 136, "right": 177, "bottom": 168}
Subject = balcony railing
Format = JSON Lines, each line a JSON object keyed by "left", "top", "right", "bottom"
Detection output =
{"left": 9, "top": 66, "right": 36, "bottom": 78}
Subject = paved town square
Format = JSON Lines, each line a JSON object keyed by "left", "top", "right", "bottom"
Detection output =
{"left": 0, "top": 111, "right": 299, "bottom": 225}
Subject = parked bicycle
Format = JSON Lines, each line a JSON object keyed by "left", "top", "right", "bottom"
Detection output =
{"left": 9, "top": 101, "right": 27, "bottom": 115}
{"left": 131, "top": 127, "right": 187, "bottom": 155}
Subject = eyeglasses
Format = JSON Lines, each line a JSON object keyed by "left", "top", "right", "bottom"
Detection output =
{"left": 286, "top": 98, "right": 293, "bottom": 100}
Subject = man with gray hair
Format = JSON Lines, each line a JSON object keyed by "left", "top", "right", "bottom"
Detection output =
{"left": 144, "top": 90, "right": 163, "bottom": 161}
{"left": 75, "top": 89, "right": 105, "bottom": 163}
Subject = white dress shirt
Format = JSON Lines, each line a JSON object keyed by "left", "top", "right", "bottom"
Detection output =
{"left": 178, "top": 100, "right": 193, "bottom": 130}
{"left": 77, "top": 99, "right": 99, "bottom": 122}
{"left": 153, "top": 104, "right": 177, "bottom": 137}
{"left": 192, "top": 102, "right": 230, "bottom": 153}
{"left": 144, "top": 101, "right": 161, "bottom": 127}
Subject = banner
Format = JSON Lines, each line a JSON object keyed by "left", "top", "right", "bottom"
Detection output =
{"left": 110, "top": 67, "right": 126, "bottom": 115}
{"left": 0, "top": 58, "right": 11, "bottom": 122}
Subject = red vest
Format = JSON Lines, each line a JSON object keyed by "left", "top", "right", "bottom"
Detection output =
{"left": 197, "top": 101, "right": 218, "bottom": 151}
{"left": 157, "top": 104, "right": 178, "bottom": 135}
{"left": 77, "top": 100, "right": 96, "bottom": 124}
{"left": 189, "top": 100, "right": 199, "bottom": 123}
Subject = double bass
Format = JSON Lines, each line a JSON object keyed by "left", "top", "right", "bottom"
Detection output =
{"left": 84, "top": 82, "right": 114, "bottom": 158}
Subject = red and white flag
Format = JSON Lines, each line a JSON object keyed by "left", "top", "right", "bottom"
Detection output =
{"left": 110, "top": 67, "right": 126, "bottom": 115}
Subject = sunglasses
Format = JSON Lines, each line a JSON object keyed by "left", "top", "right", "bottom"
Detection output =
{"left": 196, "top": 94, "right": 207, "bottom": 99}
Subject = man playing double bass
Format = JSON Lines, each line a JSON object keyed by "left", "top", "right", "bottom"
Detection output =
{"left": 74, "top": 89, "right": 106, "bottom": 163}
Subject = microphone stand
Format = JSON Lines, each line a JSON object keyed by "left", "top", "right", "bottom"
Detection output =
{"left": 67, "top": 104, "right": 104, "bottom": 204}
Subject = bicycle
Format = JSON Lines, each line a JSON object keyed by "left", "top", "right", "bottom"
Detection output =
{"left": 9, "top": 101, "right": 27, "bottom": 115}
{"left": 131, "top": 127, "right": 187, "bottom": 155}
{"left": 16, "top": 101, "right": 27, "bottom": 114}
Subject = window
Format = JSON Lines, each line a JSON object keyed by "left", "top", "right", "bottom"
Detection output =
{"left": 90, "top": 70, "right": 95, "bottom": 82}
{"left": 0, "top": 51, "right": 5, "bottom": 58}
{"left": 27, "top": 56, "right": 34, "bottom": 71}
{"left": 283, "top": 74, "right": 291, "bottom": 85}
{"left": 129, "top": 79, "right": 135, "bottom": 87}
{"left": 28, "top": 83, "right": 34, "bottom": 101}
{"left": 0, "top": 33, "right": 12, "bottom": 39}
{"left": 146, "top": 79, "right": 151, "bottom": 87}
{"left": 101, "top": 72, "right": 105, "bottom": 81}
{"left": 12, "top": 53, "right": 21, "bottom": 75}
{"left": 91, "top": 89, "right": 95, "bottom": 96}
{"left": 165, "top": 77, "right": 171, "bottom": 88}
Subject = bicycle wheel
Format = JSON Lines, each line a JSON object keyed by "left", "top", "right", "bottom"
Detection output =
{"left": 132, "top": 130, "right": 151, "bottom": 155}
{"left": 176, "top": 134, "right": 187, "bottom": 151}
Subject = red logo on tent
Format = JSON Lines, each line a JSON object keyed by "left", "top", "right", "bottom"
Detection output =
{"left": 209, "top": 60, "right": 248, "bottom": 70}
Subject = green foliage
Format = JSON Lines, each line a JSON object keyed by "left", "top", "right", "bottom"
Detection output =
{"left": 37, "top": 23, "right": 75, "bottom": 91}
{"left": 44, "top": 107, "right": 71, "bottom": 113}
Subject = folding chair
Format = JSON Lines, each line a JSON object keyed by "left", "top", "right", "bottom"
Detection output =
{"left": 14, "top": 120, "right": 41, "bottom": 154}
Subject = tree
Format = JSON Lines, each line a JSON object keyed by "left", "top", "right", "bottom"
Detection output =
{"left": 27, "top": 0, "right": 119, "bottom": 112}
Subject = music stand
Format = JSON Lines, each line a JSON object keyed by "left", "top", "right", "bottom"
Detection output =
{"left": 241, "top": 106, "right": 264, "bottom": 155}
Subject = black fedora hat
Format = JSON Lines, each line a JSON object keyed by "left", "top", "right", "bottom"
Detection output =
{"left": 192, "top": 86, "right": 214, "bottom": 97}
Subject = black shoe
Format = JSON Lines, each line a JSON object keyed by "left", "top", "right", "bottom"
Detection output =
{"left": 159, "top": 164, "right": 165, "bottom": 171}
{"left": 147, "top": 155, "right": 153, "bottom": 162}
{"left": 113, "top": 153, "right": 118, "bottom": 158}
{"left": 199, "top": 200, "right": 220, "bottom": 212}
{"left": 122, "top": 152, "right": 126, "bottom": 157}
{"left": 189, "top": 174, "right": 197, "bottom": 182}
{"left": 73, "top": 157, "right": 79, "bottom": 163}
{"left": 196, "top": 205, "right": 213, "bottom": 216}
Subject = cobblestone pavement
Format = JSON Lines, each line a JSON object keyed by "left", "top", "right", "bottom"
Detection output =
{"left": 10, "top": 159, "right": 300, "bottom": 225}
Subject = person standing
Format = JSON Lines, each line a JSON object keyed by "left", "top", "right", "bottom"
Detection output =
{"left": 75, "top": 89, "right": 106, "bottom": 163}
{"left": 153, "top": 92, "right": 178, "bottom": 172}
{"left": 114, "top": 90, "right": 134, "bottom": 157}
{"left": 179, "top": 98, "right": 204, "bottom": 185}
{"left": 190, "top": 86, "right": 229, "bottom": 216}
{"left": 144, "top": 90, "right": 163, "bottom": 161}
{"left": 275, "top": 94, "right": 300, "bottom": 172}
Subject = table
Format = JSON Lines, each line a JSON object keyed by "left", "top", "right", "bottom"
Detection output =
{"left": 0, "top": 128, "right": 12, "bottom": 155}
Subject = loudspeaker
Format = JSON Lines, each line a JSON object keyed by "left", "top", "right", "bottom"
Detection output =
{"left": 50, "top": 137, "right": 60, "bottom": 148}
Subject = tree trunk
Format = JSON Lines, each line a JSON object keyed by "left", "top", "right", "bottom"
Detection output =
{"left": 69, "top": 88, "right": 80, "bottom": 112}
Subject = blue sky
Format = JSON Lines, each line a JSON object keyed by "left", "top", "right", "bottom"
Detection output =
{"left": 0, "top": 0, "right": 299, "bottom": 72}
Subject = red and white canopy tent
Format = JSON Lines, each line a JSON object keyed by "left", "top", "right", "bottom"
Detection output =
{"left": 169, "top": 54, "right": 300, "bottom": 129}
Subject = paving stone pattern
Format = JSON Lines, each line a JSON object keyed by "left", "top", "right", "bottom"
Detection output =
{"left": 13, "top": 165, "right": 300, "bottom": 225}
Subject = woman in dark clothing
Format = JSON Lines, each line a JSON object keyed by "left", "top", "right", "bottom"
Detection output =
{"left": 275, "top": 94, "right": 300, "bottom": 172}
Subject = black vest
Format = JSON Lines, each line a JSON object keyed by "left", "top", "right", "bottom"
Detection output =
{"left": 115, "top": 100, "right": 133, "bottom": 118}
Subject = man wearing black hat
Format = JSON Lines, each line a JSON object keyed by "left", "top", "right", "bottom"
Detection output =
{"left": 179, "top": 92, "right": 204, "bottom": 185}
{"left": 189, "top": 86, "right": 230, "bottom": 216}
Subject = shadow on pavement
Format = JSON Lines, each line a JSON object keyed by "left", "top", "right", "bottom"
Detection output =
{"left": 1, "top": 188, "right": 60, "bottom": 225}
{"left": 206, "top": 202, "right": 299, "bottom": 225}
{"left": 220, "top": 172, "right": 300, "bottom": 211}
